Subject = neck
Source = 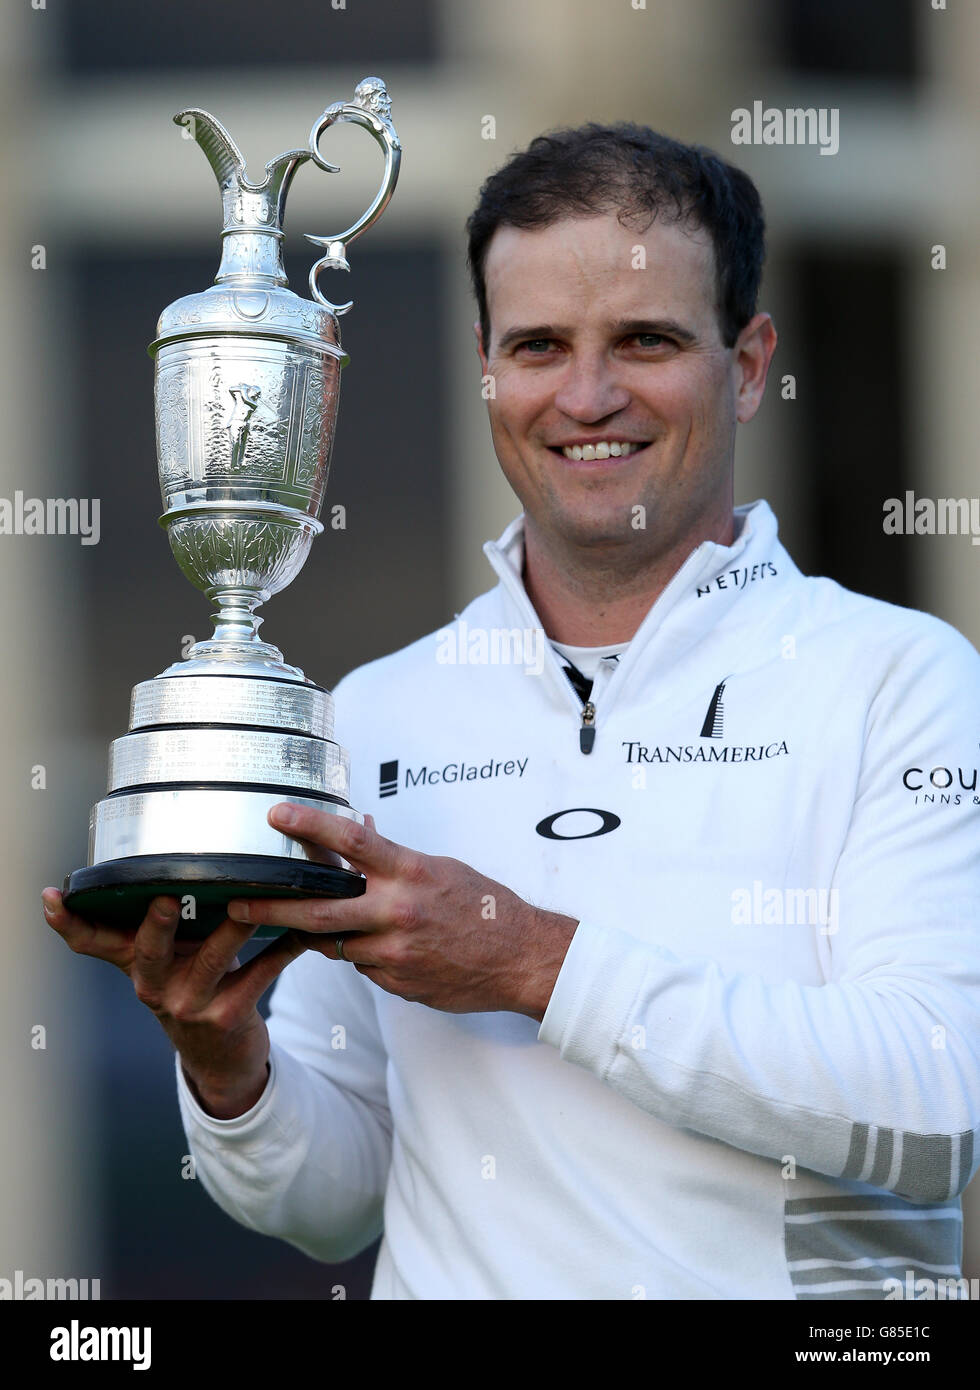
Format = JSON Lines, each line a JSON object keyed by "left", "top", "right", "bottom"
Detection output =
{"left": 522, "top": 511, "right": 736, "bottom": 645}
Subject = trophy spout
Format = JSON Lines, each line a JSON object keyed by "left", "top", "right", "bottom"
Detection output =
{"left": 174, "top": 108, "right": 314, "bottom": 290}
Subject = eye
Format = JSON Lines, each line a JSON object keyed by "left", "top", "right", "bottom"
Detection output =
{"left": 632, "top": 332, "right": 671, "bottom": 348}
{"left": 517, "top": 338, "right": 556, "bottom": 354}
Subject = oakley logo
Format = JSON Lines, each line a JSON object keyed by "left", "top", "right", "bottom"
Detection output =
{"left": 535, "top": 807, "right": 621, "bottom": 841}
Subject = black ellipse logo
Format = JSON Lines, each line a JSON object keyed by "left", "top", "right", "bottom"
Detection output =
{"left": 535, "top": 807, "right": 621, "bottom": 841}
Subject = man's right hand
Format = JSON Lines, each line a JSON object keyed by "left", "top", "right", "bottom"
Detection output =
{"left": 41, "top": 889, "right": 310, "bottom": 1119}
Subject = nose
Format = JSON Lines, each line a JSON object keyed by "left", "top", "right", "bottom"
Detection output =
{"left": 552, "top": 350, "right": 631, "bottom": 423}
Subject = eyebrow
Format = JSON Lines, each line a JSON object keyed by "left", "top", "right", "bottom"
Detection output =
{"left": 494, "top": 318, "right": 698, "bottom": 352}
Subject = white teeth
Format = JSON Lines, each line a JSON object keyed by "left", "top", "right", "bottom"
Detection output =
{"left": 560, "top": 441, "right": 643, "bottom": 460}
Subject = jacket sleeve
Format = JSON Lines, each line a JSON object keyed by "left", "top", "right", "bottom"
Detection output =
{"left": 176, "top": 945, "right": 392, "bottom": 1263}
{"left": 175, "top": 677, "right": 393, "bottom": 1264}
{"left": 538, "top": 618, "right": 980, "bottom": 1204}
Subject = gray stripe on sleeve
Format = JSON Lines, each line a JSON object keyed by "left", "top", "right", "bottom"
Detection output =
{"left": 784, "top": 1194, "right": 961, "bottom": 1217}
{"left": 784, "top": 1194, "right": 963, "bottom": 1301}
{"left": 839, "top": 1124, "right": 979, "bottom": 1201}
{"left": 959, "top": 1130, "right": 975, "bottom": 1188}
{"left": 785, "top": 1215, "right": 961, "bottom": 1273}
{"left": 895, "top": 1133, "right": 953, "bottom": 1203}
{"left": 868, "top": 1127, "right": 895, "bottom": 1189}
{"left": 795, "top": 1283, "right": 912, "bottom": 1300}
{"left": 841, "top": 1123, "right": 870, "bottom": 1180}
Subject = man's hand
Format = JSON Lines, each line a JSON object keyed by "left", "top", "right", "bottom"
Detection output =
{"left": 41, "top": 889, "right": 310, "bottom": 1119}
{"left": 226, "top": 806, "right": 579, "bottom": 1021}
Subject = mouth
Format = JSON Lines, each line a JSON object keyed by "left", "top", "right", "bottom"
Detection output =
{"left": 548, "top": 440, "right": 651, "bottom": 462}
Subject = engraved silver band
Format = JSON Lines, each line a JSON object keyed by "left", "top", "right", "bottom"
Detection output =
{"left": 108, "top": 727, "right": 350, "bottom": 797}
{"left": 130, "top": 675, "right": 333, "bottom": 739}
{"left": 89, "top": 788, "right": 361, "bottom": 865}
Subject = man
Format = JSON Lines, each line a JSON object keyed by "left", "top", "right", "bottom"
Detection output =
{"left": 44, "top": 124, "right": 980, "bottom": 1300}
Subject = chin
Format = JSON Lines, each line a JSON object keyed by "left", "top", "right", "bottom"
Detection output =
{"left": 552, "top": 507, "right": 639, "bottom": 548}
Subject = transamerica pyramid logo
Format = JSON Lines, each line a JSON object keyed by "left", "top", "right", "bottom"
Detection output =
{"left": 624, "top": 675, "right": 789, "bottom": 765}
{"left": 700, "top": 680, "right": 727, "bottom": 739}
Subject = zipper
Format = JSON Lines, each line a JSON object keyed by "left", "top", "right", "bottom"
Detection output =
{"left": 580, "top": 700, "right": 596, "bottom": 754}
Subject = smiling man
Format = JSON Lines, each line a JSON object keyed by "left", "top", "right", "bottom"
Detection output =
{"left": 45, "top": 124, "right": 980, "bottom": 1301}
{"left": 473, "top": 216, "right": 771, "bottom": 667}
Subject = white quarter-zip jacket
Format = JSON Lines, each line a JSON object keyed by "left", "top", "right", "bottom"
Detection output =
{"left": 176, "top": 498, "right": 980, "bottom": 1300}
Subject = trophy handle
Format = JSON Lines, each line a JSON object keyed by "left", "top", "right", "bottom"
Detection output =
{"left": 305, "top": 77, "right": 402, "bottom": 316}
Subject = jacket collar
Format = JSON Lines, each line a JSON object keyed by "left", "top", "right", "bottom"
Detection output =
{"left": 480, "top": 499, "right": 800, "bottom": 718}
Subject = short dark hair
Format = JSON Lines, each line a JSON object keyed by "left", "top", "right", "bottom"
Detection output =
{"left": 465, "top": 122, "right": 766, "bottom": 351}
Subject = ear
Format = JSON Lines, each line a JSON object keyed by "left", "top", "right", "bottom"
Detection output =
{"left": 733, "top": 312, "right": 777, "bottom": 423}
{"left": 474, "top": 319, "right": 490, "bottom": 376}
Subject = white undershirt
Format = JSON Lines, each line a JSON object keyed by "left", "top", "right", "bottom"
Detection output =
{"left": 550, "top": 640, "right": 629, "bottom": 681}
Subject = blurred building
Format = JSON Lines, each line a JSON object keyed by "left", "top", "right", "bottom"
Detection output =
{"left": 2, "top": 0, "right": 976, "bottom": 1298}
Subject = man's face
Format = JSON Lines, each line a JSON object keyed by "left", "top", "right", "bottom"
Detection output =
{"left": 476, "top": 211, "right": 772, "bottom": 554}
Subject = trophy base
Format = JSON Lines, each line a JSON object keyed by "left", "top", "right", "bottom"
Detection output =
{"left": 63, "top": 852, "right": 365, "bottom": 941}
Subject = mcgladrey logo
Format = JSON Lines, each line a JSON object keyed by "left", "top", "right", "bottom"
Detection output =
{"left": 380, "top": 756, "right": 528, "bottom": 796}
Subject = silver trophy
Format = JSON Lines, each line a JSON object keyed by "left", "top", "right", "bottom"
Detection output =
{"left": 64, "top": 79, "right": 401, "bottom": 938}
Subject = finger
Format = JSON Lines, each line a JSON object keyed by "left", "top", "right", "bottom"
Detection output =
{"left": 131, "top": 896, "right": 182, "bottom": 990}
{"left": 272, "top": 832, "right": 335, "bottom": 867}
{"left": 258, "top": 804, "right": 345, "bottom": 869}
{"left": 225, "top": 893, "right": 374, "bottom": 934}
{"left": 174, "top": 938, "right": 242, "bottom": 965}
{"left": 216, "top": 929, "right": 312, "bottom": 1012}
{"left": 267, "top": 803, "right": 415, "bottom": 877}
{"left": 179, "top": 916, "right": 264, "bottom": 1009}
{"left": 42, "top": 888, "right": 135, "bottom": 969}
{"left": 297, "top": 930, "right": 370, "bottom": 963}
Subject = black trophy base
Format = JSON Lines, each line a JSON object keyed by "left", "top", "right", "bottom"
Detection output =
{"left": 63, "top": 853, "right": 366, "bottom": 940}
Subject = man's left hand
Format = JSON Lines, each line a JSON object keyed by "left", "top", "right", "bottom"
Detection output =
{"left": 227, "top": 804, "right": 578, "bottom": 1021}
